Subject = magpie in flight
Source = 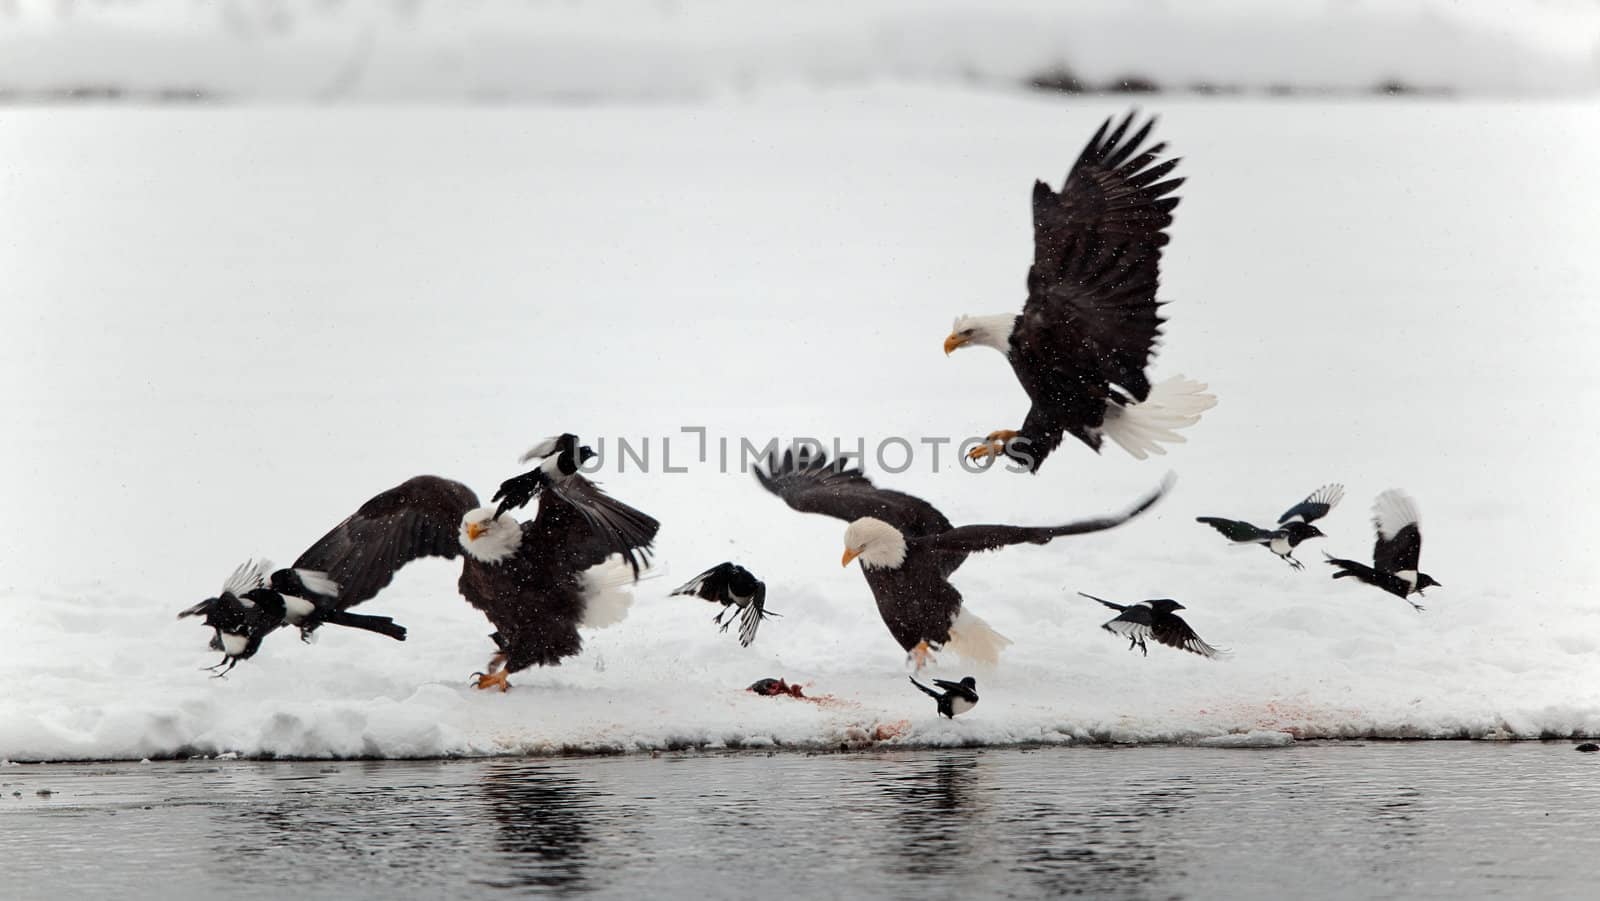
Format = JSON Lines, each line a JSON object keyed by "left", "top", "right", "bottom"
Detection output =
{"left": 1082, "top": 592, "right": 1227, "bottom": 659}
{"left": 670, "top": 562, "right": 778, "bottom": 647}
{"left": 1196, "top": 483, "right": 1343, "bottom": 570}
{"left": 179, "top": 560, "right": 403, "bottom": 676}
{"left": 492, "top": 432, "right": 598, "bottom": 518}
{"left": 1325, "top": 489, "right": 1439, "bottom": 611}
{"left": 909, "top": 676, "right": 979, "bottom": 719}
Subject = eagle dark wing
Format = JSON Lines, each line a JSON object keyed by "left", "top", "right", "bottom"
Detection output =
{"left": 290, "top": 475, "right": 479, "bottom": 610}
{"left": 523, "top": 475, "right": 659, "bottom": 577}
{"left": 1370, "top": 490, "right": 1423, "bottom": 573}
{"left": 1010, "top": 111, "right": 1183, "bottom": 458}
{"left": 1279, "top": 483, "right": 1344, "bottom": 526}
{"left": 754, "top": 447, "right": 951, "bottom": 537}
{"left": 920, "top": 474, "right": 1170, "bottom": 554}
{"left": 1151, "top": 611, "right": 1226, "bottom": 659}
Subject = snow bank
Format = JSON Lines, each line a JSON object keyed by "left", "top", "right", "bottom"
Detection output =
{"left": 0, "top": 0, "right": 1596, "bottom": 101}
{"left": 1, "top": 90, "right": 1599, "bottom": 760}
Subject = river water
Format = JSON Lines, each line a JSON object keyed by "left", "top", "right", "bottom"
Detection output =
{"left": 4, "top": 743, "right": 1599, "bottom": 899}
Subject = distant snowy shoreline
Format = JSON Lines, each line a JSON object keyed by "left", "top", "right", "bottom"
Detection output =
{"left": 10, "top": 734, "right": 1600, "bottom": 766}
{"left": 0, "top": 0, "right": 1596, "bottom": 101}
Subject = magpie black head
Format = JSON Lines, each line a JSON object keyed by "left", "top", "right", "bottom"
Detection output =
{"left": 1148, "top": 599, "right": 1185, "bottom": 613}
{"left": 577, "top": 445, "right": 598, "bottom": 466}
{"left": 1282, "top": 522, "right": 1325, "bottom": 542}
{"left": 957, "top": 676, "right": 976, "bottom": 690}
{"left": 1416, "top": 573, "right": 1442, "bottom": 592}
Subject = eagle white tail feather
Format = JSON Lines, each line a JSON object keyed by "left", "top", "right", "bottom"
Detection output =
{"left": 1102, "top": 375, "right": 1217, "bottom": 460}
{"left": 292, "top": 569, "right": 340, "bottom": 598}
{"left": 580, "top": 554, "right": 637, "bottom": 629}
{"left": 945, "top": 607, "right": 1012, "bottom": 667}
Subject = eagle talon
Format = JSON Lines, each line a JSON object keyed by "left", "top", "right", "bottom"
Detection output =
{"left": 471, "top": 669, "right": 511, "bottom": 692}
{"left": 968, "top": 430, "right": 1019, "bottom": 462}
{"left": 907, "top": 640, "right": 938, "bottom": 672}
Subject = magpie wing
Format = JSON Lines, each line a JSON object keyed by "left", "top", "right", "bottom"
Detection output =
{"left": 670, "top": 562, "right": 736, "bottom": 602}
{"left": 1279, "top": 483, "right": 1344, "bottom": 526}
{"left": 1370, "top": 490, "right": 1423, "bottom": 573}
{"left": 1151, "top": 612, "right": 1228, "bottom": 659}
{"left": 1196, "top": 517, "right": 1273, "bottom": 543}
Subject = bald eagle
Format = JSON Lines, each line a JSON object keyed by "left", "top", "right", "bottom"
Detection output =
{"left": 754, "top": 448, "right": 1171, "bottom": 669}
{"left": 181, "top": 473, "right": 658, "bottom": 689}
{"left": 944, "top": 111, "right": 1215, "bottom": 472}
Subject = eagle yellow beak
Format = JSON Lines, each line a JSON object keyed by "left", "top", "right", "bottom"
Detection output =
{"left": 943, "top": 333, "right": 967, "bottom": 355}
{"left": 841, "top": 547, "right": 862, "bottom": 567}
{"left": 466, "top": 522, "right": 487, "bottom": 541}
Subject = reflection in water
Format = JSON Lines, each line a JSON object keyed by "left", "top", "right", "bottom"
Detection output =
{"left": 880, "top": 753, "right": 981, "bottom": 876}
{"left": 216, "top": 761, "right": 472, "bottom": 887}
{"left": 6, "top": 745, "right": 1595, "bottom": 901}
{"left": 475, "top": 763, "right": 602, "bottom": 893}
{"left": 1004, "top": 769, "right": 1196, "bottom": 897}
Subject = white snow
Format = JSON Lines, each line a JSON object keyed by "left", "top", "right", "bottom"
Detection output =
{"left": 1, "top": 89, "right": 1599, "bottom": 760}
{"left": 0, "top": 0, "right": 1597, "bottom": 100}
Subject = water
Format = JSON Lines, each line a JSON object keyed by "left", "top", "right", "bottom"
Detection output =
{"left": 4, "top": 744, "right": 1598, "bottom": 899}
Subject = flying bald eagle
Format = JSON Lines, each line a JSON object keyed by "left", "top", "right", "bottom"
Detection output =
{"left": 754, "top": 447, "right": 1171, "bottom": 669}
{"left": 944, "top": 111, "right": 1215, "bottom": 472}
{"left": 182, "top": 474, "right": 658, "bottom": 689}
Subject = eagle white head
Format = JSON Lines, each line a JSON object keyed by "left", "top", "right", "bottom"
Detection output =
{"left": 944, "top": 314, "right": 1017, "bottom": 355}
{"left": 459, "top": 506, "right": 522, "bottom": 563}
{"left": 841, "top": 517, "right": 908, "bottom": 570}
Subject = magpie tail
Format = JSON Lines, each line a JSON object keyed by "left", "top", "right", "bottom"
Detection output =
{"left": 321, "top": 610, "right": 408, "bottom": 641}
{"left": 1078, "top": 591, "right": 1127, "bottom": 612}
{"left": 908, "top": 677, "right": 941, "bottom": 700}
{"left": 1324, "top": 552, "right": 1374, "bottom": 581}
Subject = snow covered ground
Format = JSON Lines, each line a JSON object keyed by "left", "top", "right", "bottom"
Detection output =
{"left": 1, "top": 0, "right": 1598, "bottom": 100}
{"left": 1, "top": 90, "right": 1598, "bottom": 760}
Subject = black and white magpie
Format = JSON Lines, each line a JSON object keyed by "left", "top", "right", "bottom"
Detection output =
{"left": 1325, "top": 489, "right": 1440, "bottom": 611}
{"left": 178, "top": 562, "right": 286, "bottom": 676}
{"left": 492, "top": 432, "right": 598, "bottom": 519}
{"left": 1196, "top": 483, "right": 1343, "bottom": 570}
{"left": 669, "top": 562, "right": 777, "bottom": 647}
{"left": 1081, "top": 592, "right": 1227, "bottom": 659}
{"left": 179, "top": 560, "right": 407, "bottom": 675}
{"left": 909, "top": 676, "right": 979, "bottom": 719}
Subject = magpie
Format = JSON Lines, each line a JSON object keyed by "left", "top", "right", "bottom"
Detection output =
{"left": 178, "top": 561, "right": 296, "bottom": 676}
{"left": 1325, "top": 489, "right": 1440, "bottom": 611}
{"left": 492, "top": 432, "right": 598, "bottom": 518}
{"left": 669, "top": 562, "right": 778, "bottom": 647}
{"left": 909, "top": 676, "right": 979, "bottom": 719}
{"left": 179, "top": 560, "right": 408, "bottom": 675}
{"left": 1081, "top": 592, "right": 1227, "bottom": 659}
{"left": 1196, "top": 483, "right": 1343, "bottom": 570}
